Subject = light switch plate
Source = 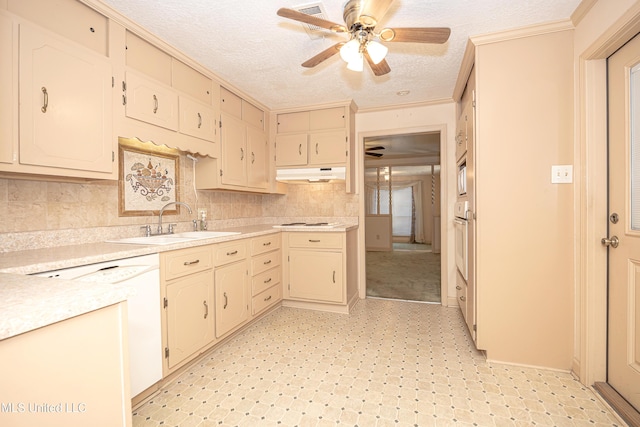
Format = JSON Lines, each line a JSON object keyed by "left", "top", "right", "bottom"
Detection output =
{"left": 551, "top": 165, "right": 573, "bottom": 184}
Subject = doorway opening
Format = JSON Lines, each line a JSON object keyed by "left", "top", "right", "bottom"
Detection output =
{"left": 363, "top": 132, "right": 441, "bottom": 303}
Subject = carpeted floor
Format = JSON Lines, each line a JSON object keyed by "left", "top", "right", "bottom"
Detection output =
{"left": 365, "top": 249, "right": 441, "bottom": 302}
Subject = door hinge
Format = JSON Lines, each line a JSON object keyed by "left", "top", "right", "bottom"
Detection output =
{"left": 473, "top": 324, "right": 477, "bottom": 331}
{"left": 163, "top": 297, "right": 168, "bottom": 308}
{"left": 219, "top": 120, "right": 222, "bottom": 128}
{"left": 112, "top": 151, "right": 115, "bottom": 162}
{"left": 122, "top": 81, "right": 127, "bottom": 105}
{"left": 112, "top": 76, "right": 115, "bottom": 88}
{"left": 164, "top": 347, "right": 169, "bottom": 358}
{"left": 219, "top": 169, "right": 223, "bottom": 177}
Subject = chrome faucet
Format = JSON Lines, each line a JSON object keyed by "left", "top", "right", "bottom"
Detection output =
{"left": 158, "top": 201, "right": 193, "bottom": 234}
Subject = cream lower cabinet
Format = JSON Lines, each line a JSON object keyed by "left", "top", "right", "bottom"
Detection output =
{"left": 161, "top": 245, "right": 214, "bottom": 373}
{"left": 250, "top": 234, "right": 282, "bottom": 316}
{"left": 0, "top": 303, "right": 132, "bottom": 427}
{"left": 283, "top": 231, "right": 353, "bottom": 310}
{"left": 214, "top": 240, "right": 249, "bottom": 338}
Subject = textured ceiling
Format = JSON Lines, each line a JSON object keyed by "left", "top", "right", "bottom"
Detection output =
{"left": 100, "top": 0, "right": 581, "bottom": 111}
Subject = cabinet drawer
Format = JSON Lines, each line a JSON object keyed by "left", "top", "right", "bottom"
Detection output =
{"left": 252, "top": 284, "right": 281, "bottom": 315}
{"left": 275, "top": 133, "right": 308, "bottom": 167}
{"left": 456, "top": 273, "right": 467, "bottom": 317}
{"left": 163, "top": 246, "right": 213, "bottom": 281}
{"left": 251, "top": 234, "right": 281, "bottom": 256}
{"left": 251, "top": 250, "right": 281, "bottom": 276}
{"left": 214, "top": 240, "right": 248, "bottom": 266}
{"left": 179, "top": 96, "right": 217, "bottom": 142}
{"left": 252, "top": 267, "right": 281, "bottom": 296}
{"left": 288, "top": 232, "right": 343, "bottom": 249}
{"left": 125, "top": 71, "right": 179, "bottom": 131}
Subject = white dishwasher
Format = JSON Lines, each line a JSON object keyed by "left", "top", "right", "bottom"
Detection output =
{"left": 33, "top": 253, "right": 162, "bottom": 397}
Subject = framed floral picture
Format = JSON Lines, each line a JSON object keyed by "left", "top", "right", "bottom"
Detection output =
{"left": 118, "top": 142, "right": 180, "bottom": 216}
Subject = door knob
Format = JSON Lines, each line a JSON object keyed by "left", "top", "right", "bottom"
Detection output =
{"left": 601, "top": 236, "right": 619, "bottom": 248}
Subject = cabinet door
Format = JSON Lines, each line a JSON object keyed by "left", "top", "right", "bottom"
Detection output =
{"left": 275, "top": 133, "right": 308, "bottom": 167}
{"left": 166, "top": 270, "right": 214, "bottom": 369}
{"left": 125, "top": 70, "right": 179, "bottom": 131}
{"left": 19, "top": 24, "right": 113, "bottom": 173}
{"left": 247, "top": 126, "right": 268, "bottom": 189}
{"left": 277, "top": 111, "right": 309, "bottom": 133}
{"left": 220, "top": 112, "right": 246, "bottom": 186}
{"left": 288, "top": 250, "right": 343, "bottom": 303}
{"left": 220, "top": 87, "right": 242, "bottom": 118}
{"left": 215, "top": 261, "right": 249, "bottom": 338}
{"left": 308, "top": 130, "right": 346, "bottom": 166}
{"left": 310, "top": 107, "right": 345, "bottom": 130}
{"left": 178, "top": 95, "right": 217, "bottom": 142}
{"left": 0, "top": 12, "right": 14, "bottom": 165}
{"left": 242, "top": 100, "right": 264, "bottom": 130}
{"left": 172, "top": 59, "right": 212, "bottom": 104}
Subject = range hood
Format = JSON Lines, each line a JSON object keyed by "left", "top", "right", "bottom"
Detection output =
{"left": 276, "top": 166, "right": 346, "bottom": 182}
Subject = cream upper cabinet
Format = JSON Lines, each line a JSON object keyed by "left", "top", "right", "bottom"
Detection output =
{"left": 18, "top": 22, "right": 113, "bottom": 174}
{"left": 220, "top": 87, "right": 242, "bottom": 118}
{"left": 308, "top": 130, "right": 347, "bottom": 165}
{"left": 275, "top": 133, "right": 308, "bottom": 167}
{"left": 309, "top": 107, "right": 345, "bottom": 130}
{"left": 246, "top": 125, "right": 268, "bottom": 188}
{"left": 178, "top": 95, "right": 217, "bottom": 142}
{"left": 242, "top": 100, "right": 264, "bottom": 130}
{"left": 277, "top": 111, "right": 309, "bottom": 134}
{"left": 275, "top": 105, "right": 351, "bottom": 170}
{"left": 172, "top": 59, "right": 212, "bottom": 105}
{"left": 125, "top": 70, "right": 179, "bottom": 131}
{"left": 220, "top": 112, "right": 247, "bottom": 187}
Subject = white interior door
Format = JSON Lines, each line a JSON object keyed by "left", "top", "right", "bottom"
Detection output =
{"left": 606, "top": 32, "right": 640, "bottom": 413}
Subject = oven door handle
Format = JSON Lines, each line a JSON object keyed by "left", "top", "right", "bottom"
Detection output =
{"left": 454, "top": 218, "right": 467, "bottom": 226}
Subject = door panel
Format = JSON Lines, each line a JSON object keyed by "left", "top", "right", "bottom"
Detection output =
{"left": 607, "top": 33, "right": 640, "bottom": 412}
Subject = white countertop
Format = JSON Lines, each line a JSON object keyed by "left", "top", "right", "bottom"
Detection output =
{"left": 0, "top": 223, "right": 358, "bottom": 341}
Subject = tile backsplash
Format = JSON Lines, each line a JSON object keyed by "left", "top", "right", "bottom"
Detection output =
{"left": 0, "top": 154, "right": 359, "bottom": 252}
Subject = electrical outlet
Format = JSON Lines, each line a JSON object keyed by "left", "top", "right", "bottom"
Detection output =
{"left": 551, "top": 165, "right": 573, "bottom": 184}
{"left": 198, "top": 208, "right": 207, "bottom": 219}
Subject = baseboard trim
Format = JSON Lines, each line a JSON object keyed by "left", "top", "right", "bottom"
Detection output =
{"left": 593, "top": 382, "right": 640, "bottom": 427}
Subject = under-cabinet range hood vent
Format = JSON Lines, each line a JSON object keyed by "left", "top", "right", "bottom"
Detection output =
{"left": 276, "top": 167, "right": 346, "bottom": 182}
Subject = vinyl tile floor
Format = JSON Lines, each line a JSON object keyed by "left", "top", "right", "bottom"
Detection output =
{"left": 133, "top": 299, "right": 622, "bottom": 427}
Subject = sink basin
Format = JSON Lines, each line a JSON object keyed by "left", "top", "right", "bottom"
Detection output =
{"left": 106, "top": 231, "right": 241, "bottom": 245}
{"left": 171, "top": 231, "right": 241, "bottom": 239}
{"left": 106, "top": 236, "right": 197, "bottom": 245}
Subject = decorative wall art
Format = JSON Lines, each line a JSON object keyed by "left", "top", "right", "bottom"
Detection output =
{"left": 119, "top": 143, "right": 180, "bottom": 216}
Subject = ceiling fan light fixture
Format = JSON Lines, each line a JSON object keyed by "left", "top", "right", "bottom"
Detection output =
{"left": 346, "top": 53, "right": 364, "bottom": 71}
{"left": 366, "top": 40, "right": 388, "bottom": 65}
{"left": 339, "top": 38, "right": 360, "bottom": 63}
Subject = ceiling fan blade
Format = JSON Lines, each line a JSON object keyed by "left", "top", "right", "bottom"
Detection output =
{"left": 364, "top": 50, "right": 391, "bottom": 76}
{"left": 379, "top": 27, "right": 451, "bottom": 44}
{"left": 302, "top": 43, "right": 344, "bottom": 68}
{"left": 277, "top": 8, "right": 347, "bottom": 33}
{"left": 366, "top": 152, "right": 384, "bottom": 157}
{"left": 366, "top": 146, "right": 385, "bottom": 151}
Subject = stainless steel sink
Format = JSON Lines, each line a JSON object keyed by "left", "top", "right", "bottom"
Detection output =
{"left": 106, "top": 231, "right": 241, "bottom": 245}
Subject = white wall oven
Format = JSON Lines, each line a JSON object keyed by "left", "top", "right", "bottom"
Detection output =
{"left": 454, "top": 200, "right": 469, "bottom": 280}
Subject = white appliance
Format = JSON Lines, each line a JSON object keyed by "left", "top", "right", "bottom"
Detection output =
{"left": 33, "top": 254, "right": 162, "bottom": 397}
{"left": 276, "top": 166, "right": 346, "bottom": 182}
{"left": 454, "top": 200, "right": 469, "bottom": 280}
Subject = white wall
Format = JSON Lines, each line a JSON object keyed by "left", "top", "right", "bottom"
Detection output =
{"left": 355, "top": 102, "right": 456, "bottom": 303}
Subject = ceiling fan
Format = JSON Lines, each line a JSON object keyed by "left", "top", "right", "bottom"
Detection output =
{"left": 365, "top": 145, "right": 385, "bottom": 157}
{"left": 277, "top": 0, "right": 451, "bottom": 76}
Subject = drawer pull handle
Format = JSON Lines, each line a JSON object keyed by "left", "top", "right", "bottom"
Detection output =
{"left": 240, "top": 147, "right": 244, "bottom": 161}
{"left": 251, "top": 151, "right": 255, "bottom": 164}
{"left": 223, "top": 292, "right": 228, "bottom": 309}
{"left": 227, "top": 250, "right": 238, "bottom": 256}
{"left": 309, "top": 239, "right": 321, "bottom": 243}
{"left": 264, "top": 295, "right": 272, "bottom": 302}
{"left": 333, "top": 270, "right": 336, "bottom": 283}
{"left": 316, "top": 142, "right": 319, "bottom": 155}
{"left": 264, "top": 278, "right": 272, "bottom": 284}
{"left": 263, "top": 242, "right": 271, "bottom": 246}
{"left": 456, "top": 285, "right": 462, "bottom": 290}
{"left": 263, "top": 260, "right": 272, "bottom": 265}
{"left": 203, "top": 300, "right": 208, "bottom": 319}
{"left": 197, "top": 112, "right": 202, "bottom": 128}
{"left": 153, "top": 94, "right": 158, "bottom": 114}
{"left": 460, "top": 296, "right": 466, "bottom": 302}
{"left": 41, "top": 87, "right": 48, "bottom": 113}
{"left": 298, "top": 143, "right": 302, "bottom": 155}
{"left": 184, "top": 259, "right": 200, "bottom": 266}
